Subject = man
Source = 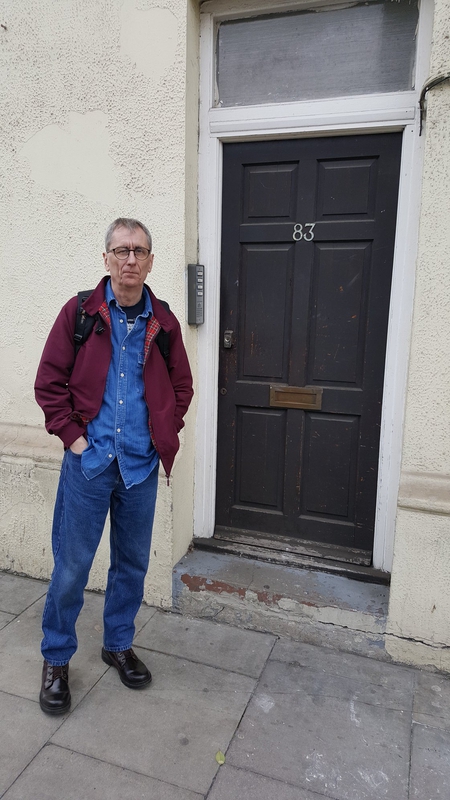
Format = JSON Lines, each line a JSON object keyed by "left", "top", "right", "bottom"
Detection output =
{"left": 34, "top": 218, "right": 193, "bottom": 714}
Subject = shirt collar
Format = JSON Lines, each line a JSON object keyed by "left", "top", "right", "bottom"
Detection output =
{"left": 105, "top": 278, "right": 152, "bottom": 317}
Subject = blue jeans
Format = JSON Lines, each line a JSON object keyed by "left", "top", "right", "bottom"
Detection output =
{"left": 41, "top": 451, "right": 158, "bottom": 665}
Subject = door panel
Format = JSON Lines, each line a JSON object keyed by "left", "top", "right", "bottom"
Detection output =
{"left": 244, "top": 163, "right": 299, "bottom": 219}
{"left": 316, "top": 158, "right": 378, "bottom": 217}
{"left": 301, "top": 414, "right": 359, "bottom": 519}
{"left": 309, "top": 242, "right": 370, "bottom": 385}
{"left": 236, "top": 408, "right": 286, "bottom": 511}
{"left": 241, "top": 245, "right": 293, "bottom": 380}
{"left": 216, "top": 134, "right": 402, "bottom": 559}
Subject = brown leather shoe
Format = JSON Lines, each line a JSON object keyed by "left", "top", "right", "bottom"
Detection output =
{"left": 39, "top": 660, "right": 71, "bottom": 714}
{"left": 101, "top": 647, "right": 152, "bottom": 689}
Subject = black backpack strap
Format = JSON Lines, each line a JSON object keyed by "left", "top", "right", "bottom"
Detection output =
{"left": 74, "top": 290, "right": 98, "bottom": 357}
{"left": 73, "top": 290, "right": 170, "bottom": 369}
{"left": 155, "top": 300, "right": 171, "bottom": 369}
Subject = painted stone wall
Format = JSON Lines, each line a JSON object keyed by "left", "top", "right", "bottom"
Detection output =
{"left": 0, "top": 0, "right": 199, "bottom": 606}
{"left": 387, "top": 0, "right": 450, "bottom": 669}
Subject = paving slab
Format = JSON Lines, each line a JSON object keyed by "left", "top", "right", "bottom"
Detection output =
{"left": 0, "top": 692, "right": 62, "bottom": 797}
{"left": 413, "top": 670, "right": 450, "bottom": 732}
{"left": 409, "top": 723, "right": 450, "bottom": 798}
{"left": 0, "top": 590, "right": 156, "bottom": 706}
{"left": 227, "top": 655, "right": 411, "bottom": 799}
{"left": 0, "top": 595, "right": 48, "bottom": 703}
{"left": 50, "top": 648, "right": 255, "bottom": 795}
{"left": 271, "top": 639, "right": 415, "bottom": 708}
{"left": 0, "top": 573, "right": 47, "bottom": 615}
{"left": 135, "top": 609, "right": 275, "bottom": 677}
{"left": 4, "top": 572, "right": 450, "bottom": 800}
{"left": 0, "top": 611, "right": 14, "bottom": 630}
{"left": 2, "top": 744, "right": 204, "bottom": 800}
{"left": 208, "top": 765, "right": 325, "bottom": 799}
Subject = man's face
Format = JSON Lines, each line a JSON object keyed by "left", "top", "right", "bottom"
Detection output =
{"left": 103, "top": 225, "right": 154, "bottom": 294}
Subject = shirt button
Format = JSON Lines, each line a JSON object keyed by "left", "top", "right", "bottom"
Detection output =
{"left": 117, "top": 428, "right": 121, "bottom": 433}
{"left": 120, "top": 373, "right": 124, "bottom": 377}
{"left": 119, "top": 400, "right": 123, "bottom": 405}
{"left": 108, "top": 453, "right": 113, "bottom": 458}
{"left": 119, "top": 319, "right": 124, "bottom": 323}
{"left": 122, "top": 346, "right": 126, "bottom": 351}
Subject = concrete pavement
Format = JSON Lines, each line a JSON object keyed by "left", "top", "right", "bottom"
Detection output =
{"left": 1, "top": 571, "right": 450, "bottom": 799}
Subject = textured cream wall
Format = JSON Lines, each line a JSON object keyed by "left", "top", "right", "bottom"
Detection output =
{"left": 387, "top": 0, "right": 450, "bottom": 666}
{"left": 0, "top": 0, "right": 199, "bottom": 606}
{"left": 388, "top": 511, "right": 450, "bottom": 639}
{"left": 400, "top": 44, "right": 450, "bottom": 474}
{"left": 172, "top": 0, "right": 200, "bottom": 566}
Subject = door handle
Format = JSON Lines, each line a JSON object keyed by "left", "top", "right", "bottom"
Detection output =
{"left": 269, "top": 385, "right": 323, "bottom": 410}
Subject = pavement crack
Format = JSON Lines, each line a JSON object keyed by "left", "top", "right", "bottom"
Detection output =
{"left": 385, "top": 631, "right": 450, "bottom": 651}
{"left": 314, "top": 619, "right": 386, "bottom": 636}
{"left": 209, "top": 604, "right": 225, "bottom": 619}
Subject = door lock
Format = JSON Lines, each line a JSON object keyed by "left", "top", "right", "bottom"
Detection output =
{"left": 223, "top": 330, "right": 234, "bottom": 348}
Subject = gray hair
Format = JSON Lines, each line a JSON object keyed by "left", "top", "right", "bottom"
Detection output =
{"left": 105, "top": 218, "right": 152, "bottom": 252}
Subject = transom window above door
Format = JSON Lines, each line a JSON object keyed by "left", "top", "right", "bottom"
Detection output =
{"left": 216, "top": 0, "right": 419, "bottom": 107}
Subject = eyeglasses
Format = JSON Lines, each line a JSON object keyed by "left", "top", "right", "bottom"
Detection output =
{"left": 107, "top": 247, "right": 151, "bottom": 260}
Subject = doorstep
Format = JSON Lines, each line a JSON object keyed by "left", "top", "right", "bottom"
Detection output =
{"left": 173, "top": 549, "right": 390, "bottom": 661}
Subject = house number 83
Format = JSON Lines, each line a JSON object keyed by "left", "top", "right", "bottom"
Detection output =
{"left": 293, "top": 223, "right": 315, "bottom": 242}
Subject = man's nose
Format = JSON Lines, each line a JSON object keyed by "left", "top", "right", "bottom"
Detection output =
{"left": 126, "top": 249, "right": 137, "bottom": 263}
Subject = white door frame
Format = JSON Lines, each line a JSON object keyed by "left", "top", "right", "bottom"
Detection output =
{"left": 194, "top": 0, "right": 434, "bottom": 572}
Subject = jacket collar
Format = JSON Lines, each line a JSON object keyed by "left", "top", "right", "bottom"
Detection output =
{"left": 82, "top": 277, "right": 173, "bottom": 330}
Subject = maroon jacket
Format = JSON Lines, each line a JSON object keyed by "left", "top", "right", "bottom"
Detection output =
{"left": 35, "top": 277, "right": 193, "bottom": 477}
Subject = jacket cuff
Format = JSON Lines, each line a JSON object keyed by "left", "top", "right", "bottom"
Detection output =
{"left": 50, "top": 421, "right": 87, "bottom": 449}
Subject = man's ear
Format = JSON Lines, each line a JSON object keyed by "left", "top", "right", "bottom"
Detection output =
{"left": 103, "top": 252, "right": 110, "bottom": 272}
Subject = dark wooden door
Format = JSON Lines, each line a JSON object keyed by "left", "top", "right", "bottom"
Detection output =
{"left": 215, "top": 134, "right": 402, "bottom": 560}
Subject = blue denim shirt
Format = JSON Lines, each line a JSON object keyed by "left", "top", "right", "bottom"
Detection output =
{"left": 81, "top": 280, "right": 159, "bottom": 488}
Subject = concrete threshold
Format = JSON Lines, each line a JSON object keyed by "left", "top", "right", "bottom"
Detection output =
{"left": 173, "top": 549, "right": 390, "bottom": 662}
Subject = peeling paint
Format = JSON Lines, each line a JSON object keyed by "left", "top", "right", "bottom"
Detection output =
{"left": 18, "top": 111, "right": 116, "bottom": 204}
{"left": 180, "top": 573, "right": 283, "bottom": 605}
{"left": 120, "top": 2, "right": 178, "bottom": 81}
